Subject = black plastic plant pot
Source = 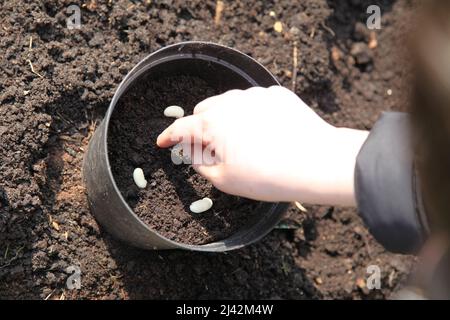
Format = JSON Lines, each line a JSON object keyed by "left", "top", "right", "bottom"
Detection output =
{"left": 83, "top": 41, "right": 289, "bottom": 251}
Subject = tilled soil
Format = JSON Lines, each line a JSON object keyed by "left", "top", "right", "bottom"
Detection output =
{"left": 109, "top": 75, "right": 261, "bottom": 245}
{"left": 0, "top": 0, "right": 415, "bottom": 299}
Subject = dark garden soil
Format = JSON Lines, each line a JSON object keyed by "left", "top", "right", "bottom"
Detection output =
{"left": 0, "top": 0, "right": 416, "bottom": 299}
{"left": 109, "top": 75, "right": 261, "bottom": 245}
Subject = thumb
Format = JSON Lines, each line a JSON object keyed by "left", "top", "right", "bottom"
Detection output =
{"left": 192, "top": 163, "right": 222, "bottom": 185}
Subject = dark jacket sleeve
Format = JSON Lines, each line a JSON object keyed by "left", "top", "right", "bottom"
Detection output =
{"left": 354, "top": 112, "right": 429, "bottom": 254}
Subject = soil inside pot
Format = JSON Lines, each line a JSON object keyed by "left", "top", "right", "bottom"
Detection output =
{"left": 108, "top": 74, "right": 261, "bottom": 245}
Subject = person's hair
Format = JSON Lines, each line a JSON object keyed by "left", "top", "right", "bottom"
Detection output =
{"left": 412, "top": 0, "right": 450, "bottom": 236}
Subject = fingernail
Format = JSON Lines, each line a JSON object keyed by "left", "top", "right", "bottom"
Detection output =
{"left": 156, "top": 135, "right": 162, "bottom": 146}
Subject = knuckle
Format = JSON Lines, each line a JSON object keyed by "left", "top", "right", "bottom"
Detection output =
{"left": 200, "top": 115, "right": 210, "bottom": 129}
{"left": 245, "top": 86, "right": 266, "bottom": 96}
{"left": 270, "top": 85, "right": 299, "bottom": 99}
{"left": 268, "top": 85, "right": 286, "bottom": 93}
{"left": 211, "top": 171, "right": 225, "bottom": 187}
{"left": 224, "top": 89, "right": 243, "bottom": 97}
{"left": 173, "top": 118, "right": 183, "bottom": 126}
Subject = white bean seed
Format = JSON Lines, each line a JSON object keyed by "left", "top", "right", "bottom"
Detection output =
{"left": 133, "top": 168, "right": 147, "bottom": 189}
{"left": 171, "top": 145, "right": 183, "bottom": 165}
{"left": 190, "top": 197, "right": 213, "bottom": 213}
{"left": 164, "top": 105, "right": 184, "bottom": 118}
{"left": 171, "top": 144, "right": 191, "bottom": 165}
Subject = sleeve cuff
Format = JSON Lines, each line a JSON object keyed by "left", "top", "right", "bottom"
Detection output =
{"left": 354, "top": 112, "right": 428, "bottom": 254}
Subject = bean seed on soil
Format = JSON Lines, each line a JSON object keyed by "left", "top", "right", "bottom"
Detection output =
{"left": 164, "top": 105, "right": 184, "bottom": 118}
{"left": 171, "top": 144, "right": 191, "bottom": 165}
{"left": 171, "top": 145, "right": 183, "bottom": 165}
{"left": 190, "top": 197, "right": 213, "bottom": 213}
{"left": 133, "top": 168, "right": 147, "bottom": 189}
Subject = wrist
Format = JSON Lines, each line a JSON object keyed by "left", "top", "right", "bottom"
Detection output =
{"left": 284, "top": 126, "right": 368, "bottom": 206}
{"left": 328, "top": 127, "right": 369, "bottom": 206}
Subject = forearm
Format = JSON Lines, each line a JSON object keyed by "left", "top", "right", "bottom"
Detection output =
{"left": 293, "top": 112, "right": 428, "bottom": 254}
{"left": 287, "top": 127, "right": 369, "bottom": 207}
{"left": 321, "top": 127, "right": 369, "bottom": 206}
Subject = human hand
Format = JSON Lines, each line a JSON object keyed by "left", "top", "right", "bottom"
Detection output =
{"left": 157, "top": 86, "right": 368, "bottom": 206}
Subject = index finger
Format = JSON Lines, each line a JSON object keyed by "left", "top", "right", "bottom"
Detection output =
{"left": 156, "top": 115, "right": 203, "bottom": 148}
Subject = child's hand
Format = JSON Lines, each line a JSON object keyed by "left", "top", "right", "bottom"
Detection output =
{"left": 157, "top": 86, "right": 368, "bottom": 206}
